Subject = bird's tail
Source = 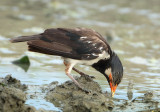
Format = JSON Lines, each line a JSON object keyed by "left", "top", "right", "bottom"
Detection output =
{"left": 10, "top": 34, "right": 42, "bottom": 43}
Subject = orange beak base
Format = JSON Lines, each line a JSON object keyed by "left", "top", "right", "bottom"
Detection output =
{"left": 109, "top": 73, "right": 117, "bottom": 97}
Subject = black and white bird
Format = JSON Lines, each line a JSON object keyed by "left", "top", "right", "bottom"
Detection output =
{"left": 11, "top": 28, "right": 123, "bottom": 97}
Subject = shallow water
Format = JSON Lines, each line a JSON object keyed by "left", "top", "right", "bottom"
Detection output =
{"left": 0, "top": 0, "right": 160, "bottom": 111}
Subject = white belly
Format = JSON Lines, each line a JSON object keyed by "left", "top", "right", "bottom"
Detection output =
{"left": 64, "top": 51, "right": 110, "bottom": 66}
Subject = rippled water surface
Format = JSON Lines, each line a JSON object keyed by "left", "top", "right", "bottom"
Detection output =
{"left": 0, "top": 0, "right": 160, "bottom": 111}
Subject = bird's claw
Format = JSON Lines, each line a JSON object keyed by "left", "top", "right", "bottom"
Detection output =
{"left": 78, "top": 87, "right": 91, "bottom": 94}
{"left": 89, "top": 75, "right": 95, "bottom": 79}
{"left": 80, "top": 72, "right": 95, "bottom": 79}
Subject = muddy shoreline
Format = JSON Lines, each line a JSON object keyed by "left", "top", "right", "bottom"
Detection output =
{"left": 0, "top": 75, "right": 159, "bottom": 112}
{"left": 0, "top": 75, "right": 55, "bottom": 112}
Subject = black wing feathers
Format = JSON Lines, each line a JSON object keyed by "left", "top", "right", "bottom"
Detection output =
{"left": 10, "top": 34, "right": 42, "bottom": 43}
{"left": 11, "top": 28, "right": 110, "bottom": 60}
{"left": 57, "top": 28, "right": 109, "bottom": 59}
{"left": 27, "top": 40, "right": 81, "bottom": 59}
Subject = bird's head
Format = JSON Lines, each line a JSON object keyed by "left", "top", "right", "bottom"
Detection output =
{"left": 92, "top": 52, "right": 123, "bottom": 97}
{"left": 105, "top": 52, "right": 123, "bottom": 97}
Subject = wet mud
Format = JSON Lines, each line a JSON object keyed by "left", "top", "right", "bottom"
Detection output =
{"left": 1, "top": 75, "right": 27, "bottom": 91}
{"left": 0, "top": 75, "right": 160, "bottom": 112}
{"left": 46, "top": 75, "right": 160, "bottom": 112}
{"left": 46, "top": 75, "right": 113, "bottom": 112}
{"left": 0, "top": 75, "right": 56, "bottom": 112}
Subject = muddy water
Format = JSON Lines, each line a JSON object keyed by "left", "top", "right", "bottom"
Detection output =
{"left": 0, "top": 0, "right": 160, "bottom": 111}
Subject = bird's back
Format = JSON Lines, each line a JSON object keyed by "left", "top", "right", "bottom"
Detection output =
{"left": 11, "top": 28, "right": 112, "bottom": 60}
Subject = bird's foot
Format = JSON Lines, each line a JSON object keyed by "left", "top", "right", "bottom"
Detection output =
{"left": 72, "top": 67, "right": 95, "bottom": 79}
{"left": 78, "top": 86, "right": 91, "bottom": 94}
{"left": 80, "top": 72, "right": 95, "bottom": 79}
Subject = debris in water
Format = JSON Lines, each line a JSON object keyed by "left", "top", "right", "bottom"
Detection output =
{"left": 12, "top": 55, "right": 30, "bottom": 72}
{"left": 127, "top": 80, "right": 134, "bottom": 100}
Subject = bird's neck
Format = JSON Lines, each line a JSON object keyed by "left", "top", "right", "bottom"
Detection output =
{"left": 91, "top": 58, "right": 111, "bottom": 75}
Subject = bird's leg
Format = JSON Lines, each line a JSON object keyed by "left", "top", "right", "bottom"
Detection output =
{"left": 72, "top": 67, "right": 95, "bottom": 78}
{"left": 64, "top": 62, "right": 91, "bottom": 93}
{"left": 72, "top": 67, "right": 87, "bottom": 76}
{"left": 64, "top": 62, "right": 82, "bottom": 89}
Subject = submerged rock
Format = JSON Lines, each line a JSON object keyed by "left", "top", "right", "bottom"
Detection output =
{"left": 46, "top": 75, "right": 113, "bottom": 112}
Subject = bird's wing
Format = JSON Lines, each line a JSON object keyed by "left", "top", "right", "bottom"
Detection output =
{"left": 18, "top": 28, "right": 111, "bottom": 60}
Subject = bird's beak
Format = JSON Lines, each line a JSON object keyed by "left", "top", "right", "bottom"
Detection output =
{"left": 110, "top": 83, "right": 117, "bottom": 97}
{"left": 109, "top": 73, "right": 117, "bottom": 97}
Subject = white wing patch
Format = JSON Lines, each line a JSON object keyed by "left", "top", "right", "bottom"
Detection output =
{"left": 87, "top": 41, "right": 92, "bottom": 44}
{"left": 99, "top": 47, "right": 103, "bottom": 51}
{"left": 80, "top": 36, "right": 87, "bottom": 39}
{"left": 91, "top": 53, "right": 98, "bottom": 56}
{"left": 92, "top": 43, "right": 97, "bottom": 46}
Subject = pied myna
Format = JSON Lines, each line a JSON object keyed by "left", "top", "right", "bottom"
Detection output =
{"left": 11, "top": 28, "right": 123, "bottom": 97}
